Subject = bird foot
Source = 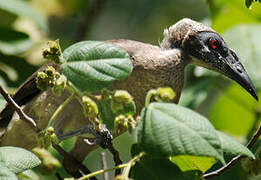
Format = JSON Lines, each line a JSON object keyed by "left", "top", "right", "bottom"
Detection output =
{"left": 57, "top": 124, "right": 113, "bottom": 149}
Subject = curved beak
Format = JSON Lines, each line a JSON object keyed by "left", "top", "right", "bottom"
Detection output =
{"left": 225, "top": 49, "right": 258, "bottom": 101}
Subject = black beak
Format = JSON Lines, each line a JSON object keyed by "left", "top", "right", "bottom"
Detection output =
{"left": 226, "top": 49, "right": 258, "bottom": 101}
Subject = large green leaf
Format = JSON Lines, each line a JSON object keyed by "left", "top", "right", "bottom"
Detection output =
{"left": 170, "top": 131, "right": 254, "bottom": 173}
{"left": 138, "top": 103, "right": 225, "bottom": 164}
{"left": 217, "top": 131, "right": 254, "bottom": 159}
{"left": 0, "top": 0, "right": 48, "bottom": 33}
{"left": 0, "top": 27, "right": 32, "bottom": 55}
{"left": 0, "top": 167, "right": 17, "bottom": 180}
{"left": 61, "top": 41, "right": 133, "bottom": 92}
{"left": 0, "top": 146, "right": 41, "bottom": 173}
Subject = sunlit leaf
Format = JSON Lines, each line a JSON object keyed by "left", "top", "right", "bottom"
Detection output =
{"left": 171, "top": 155, "right": 217, "bottom": 173}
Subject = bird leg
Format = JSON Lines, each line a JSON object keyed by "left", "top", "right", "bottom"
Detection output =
{"left": 57, "top": 124, "right": 113, "bottom": 149}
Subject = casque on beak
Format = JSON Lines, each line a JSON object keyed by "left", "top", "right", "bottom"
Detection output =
{"left": 225, "top": 49, "right": 258, "bottom": 101}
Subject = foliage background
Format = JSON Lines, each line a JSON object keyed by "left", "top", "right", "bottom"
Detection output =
{"left": 0, "top": 0, "right": 261, "bottom": 179}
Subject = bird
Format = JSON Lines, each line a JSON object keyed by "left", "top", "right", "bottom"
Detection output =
{"left": 0, "top": 18, "right": 258, "bottom": 160}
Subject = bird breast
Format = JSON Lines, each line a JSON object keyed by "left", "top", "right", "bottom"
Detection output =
{"left": 108, "top": 39, "right": 187, "bottom": 113}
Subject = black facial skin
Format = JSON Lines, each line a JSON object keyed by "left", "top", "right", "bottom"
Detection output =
{"left": 182, "top": 31, "right": 258, "bottom": 101}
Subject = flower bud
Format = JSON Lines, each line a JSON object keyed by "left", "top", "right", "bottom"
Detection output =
{"left": 42, "top": 39, "right": 62, "bottom": 63}
{"left": 111, "top": 90, "right": 136, "bottom": 115}
{"left": 52, "top": 75, "right": 67, "bottom": 96}
{"left": 36, "top": 72, "right": 49, "bottom": 91}
{"left": 32, "top": 148, "right": 61, "bottom": 172}
{"left": 82, "top": 96, "right": 99, "bottom": 118}
{"left": 113, "top": 90, "right": 133, "bottom": 103}
{"left": 155, "top": 87, "right": 176, "bottom": 102}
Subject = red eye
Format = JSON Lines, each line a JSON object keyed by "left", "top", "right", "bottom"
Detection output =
{"left": 210, "top": 39, "right": 217, "bottom": 49}
{"left": 211, "top": 40, "right": 217, "bottom": 49}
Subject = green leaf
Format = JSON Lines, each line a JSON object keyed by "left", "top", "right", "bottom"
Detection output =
{"left": 210, "top": 0, "right": 261, "bottom": 33}
{"left": 217, "top": 131, "right": 255, "bottom": 159}
{"left": 209, "top": 84, "right": 258, "bottom": 135}
{"left": 170, "top": 155, "right": 217, "bottom": 173}
{"left": 138, "top": 103, "right": 225, "bottom": 164}
{"left": 0, "top": 27, "right": 32, "bottom": 55}
{"left": 18, "top": 170, "right": 39, "bottom": 180}
{"left": 179, "top": 78, "right": 213, "bottom": 108}
{"left": 0, "top": 146, "right": 41, "bottom": 173}
{"left": 130, "top": 144, "right": 201, "bottom": 180}
{"left": 98, "top": 99, "right": 116, "bottom": 131}
{"left": 0, "top": 0, "right": 48, "bottom": 33}
{"left": 223, "top": 24, "right": 261, "bottom": 90}
{"left": 245, "top": 0, "right": 254, "bottom": 8}
{"left": 61, "top": 41, "right": 133, "bottom": 92}
{"left": 0, "top": 167, "right": 17, "bottom": 180}
{"left": 245, "top": 0, "right": 261, "bottom": 8}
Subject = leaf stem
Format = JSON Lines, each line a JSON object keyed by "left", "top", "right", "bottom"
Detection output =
{"left": 66, "top": 81, "right": 83, "bottom": 98}
{"left": 78, "top": 152, "right": 145, "bottom": 180}
{"left": 145, "top": 90, "right": 157, "bottom": 107}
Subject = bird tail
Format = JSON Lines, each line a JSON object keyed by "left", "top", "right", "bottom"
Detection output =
{"left": 0, "top": 104, "right": 14, "bottom": 128}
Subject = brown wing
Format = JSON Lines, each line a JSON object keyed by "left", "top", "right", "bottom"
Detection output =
{"left": 0, "top": 62, "right": 59, "bottom": 128}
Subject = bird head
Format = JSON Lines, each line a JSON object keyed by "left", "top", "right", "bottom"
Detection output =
{"left": 161, "top": 18, "right": 258, "bottom": 101}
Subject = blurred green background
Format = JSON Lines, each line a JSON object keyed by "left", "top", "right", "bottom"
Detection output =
{"left": 0, "top": 0, "right": 261, "bottom": 179}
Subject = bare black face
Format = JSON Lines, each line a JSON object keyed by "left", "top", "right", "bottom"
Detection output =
{"left": 182, "top": 31, "right": 258, "bottom": 101}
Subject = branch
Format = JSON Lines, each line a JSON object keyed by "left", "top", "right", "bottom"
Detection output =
{"left": 0, "top": 84, "right": 38, "bottom": 131}
{"left": 78, "top": 152, "right": 145, "bottom": 180}
{"left": 52, "top": 144, "right": 97, "bottom": 180}
{"left": 107, "top": 142, "right": 123, "bottom": 176}
{"left": 101, "top": 152, "right": 109, "bottom": 180}
{"left": 203, "top": 123, "right": 261, "bottom": 179}
{"left": 56, "top": 172, "right": 63, "bottom": 180}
